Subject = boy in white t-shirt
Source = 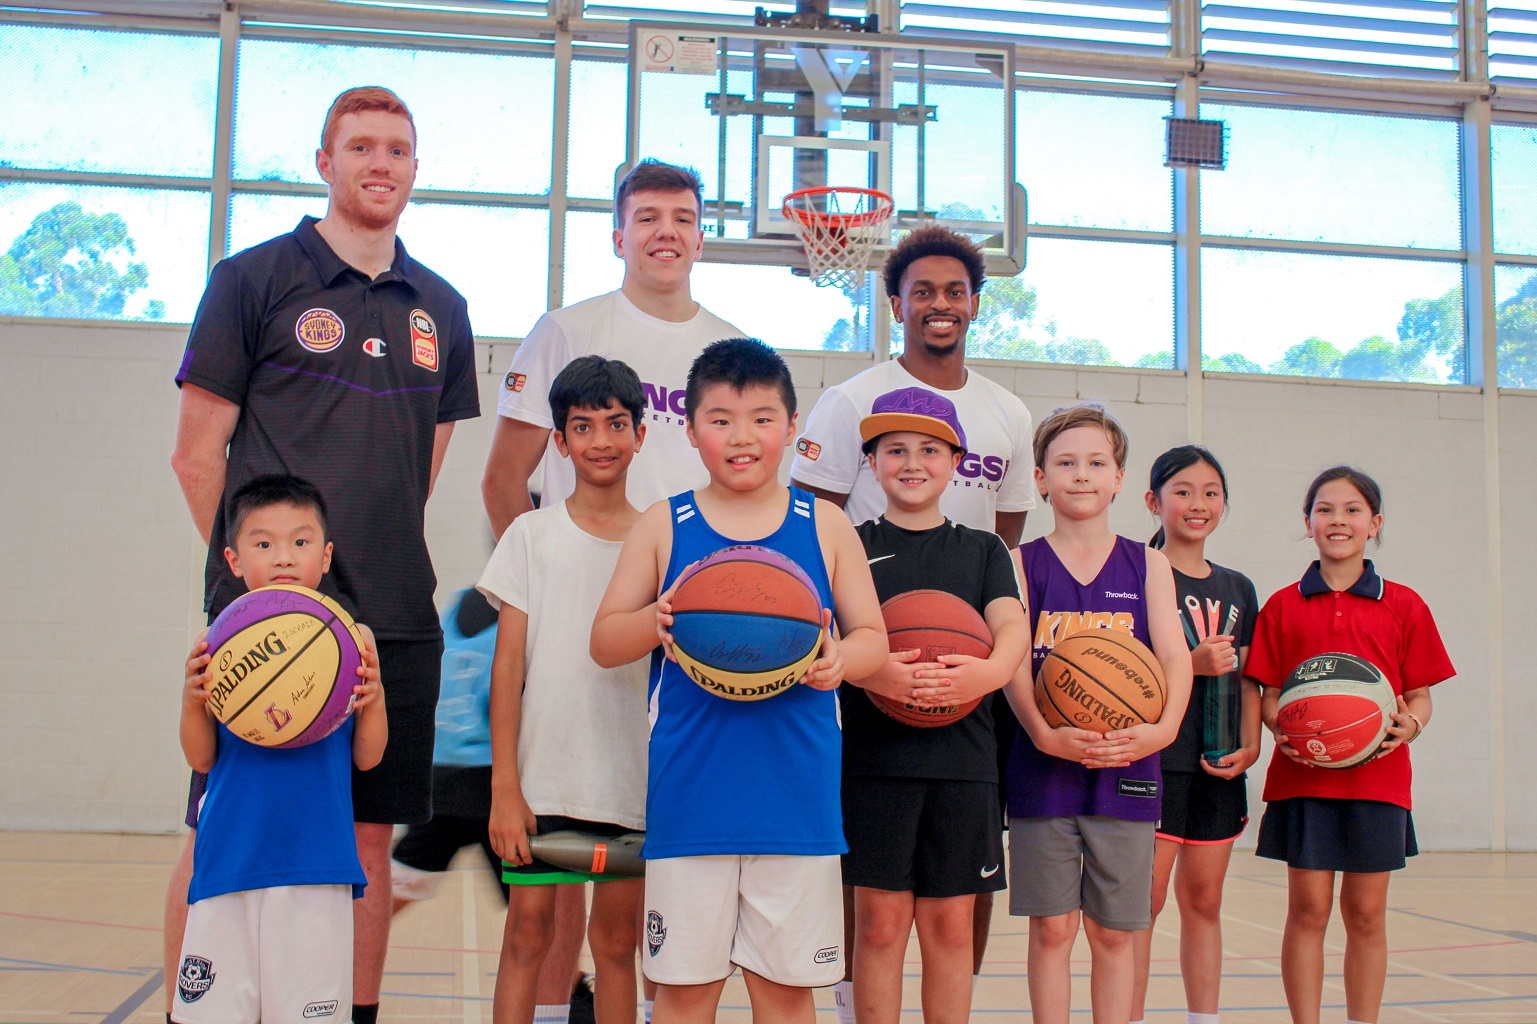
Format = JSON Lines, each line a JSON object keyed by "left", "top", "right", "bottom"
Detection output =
{"left": 479, "top": 355, "right": 652, "bottom": 1024}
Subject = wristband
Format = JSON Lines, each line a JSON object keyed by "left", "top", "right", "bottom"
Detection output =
{"left": 1404, "top": 712, "right": 1424, "bottom": 742}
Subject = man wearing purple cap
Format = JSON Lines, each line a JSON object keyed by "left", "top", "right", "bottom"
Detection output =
{"left": 841, "top": 385, "right": 1029, "bottom": 1024}
{"left": 791, "top": 227, "right": 1036, "bottom": 1011}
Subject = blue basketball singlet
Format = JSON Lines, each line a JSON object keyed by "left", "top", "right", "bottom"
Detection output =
{"left": 643, "top": 488, "right": 844, "bottom": 860}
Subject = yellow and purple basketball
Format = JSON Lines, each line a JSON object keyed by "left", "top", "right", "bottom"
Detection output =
{"left": 668, "top": 545, "right": 825, "bottom": 701}
{"left": 204, "top": 584, "right": 364, "bottom": 748}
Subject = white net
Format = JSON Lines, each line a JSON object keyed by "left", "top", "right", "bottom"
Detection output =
{"left": 782, "top": 187, "right": 894, "bottom": 290}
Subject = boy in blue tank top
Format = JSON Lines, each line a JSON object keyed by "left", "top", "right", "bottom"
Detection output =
{"left": 1002, "top": 404, "right": 1192, "bottom": 1024}
{"left": 592, "top": 338, "right": 888, "bottom": 1024}
{"left": 176, "top": 475, "right": 387, "bottom": 1024}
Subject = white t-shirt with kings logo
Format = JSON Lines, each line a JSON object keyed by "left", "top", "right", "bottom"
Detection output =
{"left": 791, "top": 358, "right": 1037, "bottom": 531}
{"left": 498, "top": 290, "right": 742, "bottom": 511}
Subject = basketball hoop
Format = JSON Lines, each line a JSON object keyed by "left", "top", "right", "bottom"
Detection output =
{"left": 782, "top": 186, "right": 894, "bottom": 290}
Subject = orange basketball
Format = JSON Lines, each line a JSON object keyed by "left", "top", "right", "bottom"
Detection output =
{"left": 870, "top": 589, "right": 993, "bottom": 728}
{"left": 1035, "top": 631, "right": 1165, "bottom": 733}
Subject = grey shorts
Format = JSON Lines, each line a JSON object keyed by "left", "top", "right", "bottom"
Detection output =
{"left": 1007, "top": 816, "right": 1155, "bottom": 931}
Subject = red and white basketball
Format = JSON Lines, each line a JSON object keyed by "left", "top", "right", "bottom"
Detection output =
{"left": 1275, "top": 652, "right": 1396, "bottom": 769}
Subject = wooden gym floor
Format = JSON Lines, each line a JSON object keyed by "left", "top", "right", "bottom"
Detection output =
{"left": 4, "top": 831, "right": 1537, "bottom": 1023}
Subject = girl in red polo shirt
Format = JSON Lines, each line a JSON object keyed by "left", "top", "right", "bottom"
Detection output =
{"left": 1247, "top": 466, "right": 1454, "bottom": 1024}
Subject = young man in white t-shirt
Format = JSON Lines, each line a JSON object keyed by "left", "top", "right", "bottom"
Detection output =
{"left": 482, "top": 159, "right": 743, "bottom": 536}
{"left": 481, "top": 158, "right": 741, "bottom": 1024}
{"left": 479, "top": 355, "right": 651, "bottom": 1024}
{"left": 790, "top": 225, "right": 1036, "bottom": 1017}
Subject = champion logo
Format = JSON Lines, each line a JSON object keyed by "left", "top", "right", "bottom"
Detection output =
{"left": 362, "top": 337, "right": 386, "bottom": 357}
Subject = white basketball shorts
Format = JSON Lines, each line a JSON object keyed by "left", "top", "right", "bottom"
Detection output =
{"left": 642, "top": 854, "right": 843, "bottom": 988}
{"left": 172, "top": 884, "right": 353, "bottom": 1024}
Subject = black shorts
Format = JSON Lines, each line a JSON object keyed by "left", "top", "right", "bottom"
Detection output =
{"left": 354, "top": 638, "right": 442, "bottom": 825}
{"left": 1256, "top": 797, "right": 1418, "bottom": 873}
{"left": 1156, "top": 770, "right": 1249, "bottom": 844}
{"left": 503, "top": 815, "right": 635, "bottom": 886}
{"left": 392, "top": 769, "right": 508, "bottom": 901}
{"left": 185, "top": 637, "right": 442, "bottom": 828}
{"left": 842, "top": 775, "right": 1006, "bottom": 898}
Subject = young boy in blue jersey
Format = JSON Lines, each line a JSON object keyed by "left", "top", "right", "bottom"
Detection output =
{"left": 480, "top": 355, "right": 654, "bottom": 1024}
{"left": 176, "top": 474, "right": 387, "bottom": 1024}
{"left": 592, "top": 337, "right": 888, "bottom": 1024}
{"left": 841, "top": 387, "right": 1030, "bottom": 1024}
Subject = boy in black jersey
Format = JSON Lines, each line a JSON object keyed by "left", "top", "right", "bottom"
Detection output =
{"left": 842, "top": 387, "right": 1030, "bottom": 1024}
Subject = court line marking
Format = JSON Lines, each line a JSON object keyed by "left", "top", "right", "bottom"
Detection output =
{"left": 0, "top": 956, "right": 144, "bottom": 977}
{"left": 97, "top": 971, "right": 160, "bottom": 1024}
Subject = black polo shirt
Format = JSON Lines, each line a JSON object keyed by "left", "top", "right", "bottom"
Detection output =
{"left": 176, "top": 217, "right": 480, "bottom": 647}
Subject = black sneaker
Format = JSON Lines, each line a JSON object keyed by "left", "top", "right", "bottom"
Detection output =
{"left": 569, "top": 974, "right": 596, "bottom": 1024}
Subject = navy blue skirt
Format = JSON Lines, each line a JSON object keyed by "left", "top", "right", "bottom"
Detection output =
{"left": 1256, "top": 797, "right": 1417, "bottom": 873}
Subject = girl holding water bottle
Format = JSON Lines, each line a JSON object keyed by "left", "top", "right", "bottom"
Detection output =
{"left": 1130, "top": 445, "right": 1260, "bottom": 1024}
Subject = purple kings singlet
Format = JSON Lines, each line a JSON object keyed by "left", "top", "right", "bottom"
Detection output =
{"left": 1007, "top": 536, "right": 1162, "bottom": 821}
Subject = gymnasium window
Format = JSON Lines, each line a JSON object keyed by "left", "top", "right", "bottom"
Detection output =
{"left": 0, "top": 181, "right": 210, "bottom": 323}
{"left": 984, "top": 237, "right": 1176, "bottom": 368}
{"left": 1200, "top": 0, "right": 1460, "bottom": 78}
{"left": 403, "top": 205, "right": 552, "bottom": 339}
{"left": 233, "top": 38, "right": 556, "bottom": 195}
{"left": 1196, "top": 103, "right": 1467, "bottom": 382}
{"left": 0, "top": 24, "right": 217, "bottom": 322}
{"left": 568, "top": 56, "right": 630, "bottom": 201}
{"left": 1201, "top": 249, "right": 1465, "bottom": 382}
{"left": 1200, "top": 104, "right": 1462, "bottom": 249}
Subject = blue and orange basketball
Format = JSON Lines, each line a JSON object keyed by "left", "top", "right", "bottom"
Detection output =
{"left": 667, "top": 545, "right": 825, "bottom": 701}
{"left": 204, "top": 584, "right": 364, "bottom": 747}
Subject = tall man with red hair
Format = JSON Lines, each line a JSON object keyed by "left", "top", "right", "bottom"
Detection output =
{"left": 170, "top": 86, "right": 480, "bottom": 1024}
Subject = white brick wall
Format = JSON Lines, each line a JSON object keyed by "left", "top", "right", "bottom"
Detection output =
{"left": 0, "top": 323, "right": 1515, "bottom": 848}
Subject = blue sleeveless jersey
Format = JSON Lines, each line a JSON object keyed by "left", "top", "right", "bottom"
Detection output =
{"left": 433, "top": 590, "right": 496, "bottom": 767}
{"left": 1008, "top": 536, "right": 1163, "bottom": 821}
{"left": 190, "top": 718, "right": 365, "bottom": 903}
{"left": 644, "top": 488, "right": 844, "bottom": 858}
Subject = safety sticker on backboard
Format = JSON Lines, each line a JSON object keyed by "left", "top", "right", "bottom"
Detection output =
{"left": 641, "top": 34, "right": 718, "bottom": 74}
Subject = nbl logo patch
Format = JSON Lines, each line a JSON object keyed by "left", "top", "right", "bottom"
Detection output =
{"left": 505, "top": 371, "right": 527, "bottom": 392}
{"left": 645, "top": 910, "right": 667, "bottom": 956}
{"left": 410, "top": 309, "right": 439, "bottom": 371}
{"left": 796, "top": 437, "right": 821, "bottom": 461}
{"left": 178, "top": 955, "right": 216, "bottom": 1003}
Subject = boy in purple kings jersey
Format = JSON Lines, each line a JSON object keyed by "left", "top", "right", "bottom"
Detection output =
{"left": 1001, "top": 403, "right": 1193, "bottom": 1024}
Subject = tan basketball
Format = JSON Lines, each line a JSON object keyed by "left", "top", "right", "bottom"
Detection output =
{"left": 1034, "top": 631, "right": 1165, "bottom": 733}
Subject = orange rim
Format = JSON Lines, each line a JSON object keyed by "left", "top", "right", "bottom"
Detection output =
{"left": 782, "top": 186, "right": 894, "bottom": 230}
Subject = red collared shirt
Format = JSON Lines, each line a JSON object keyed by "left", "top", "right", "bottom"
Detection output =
{"left": 1247, "top": 561, "right": 1454, "bottom": 809}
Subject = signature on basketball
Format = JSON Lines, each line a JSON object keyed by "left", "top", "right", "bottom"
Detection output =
{"left": 705, "top": 630, "right": 808, "bottom": 666}
{"left": 1277, "top": 699, "right": 1325, "bottom": 731}
{"left": 704, "top": 570, "right": 782, "bottom": 606}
